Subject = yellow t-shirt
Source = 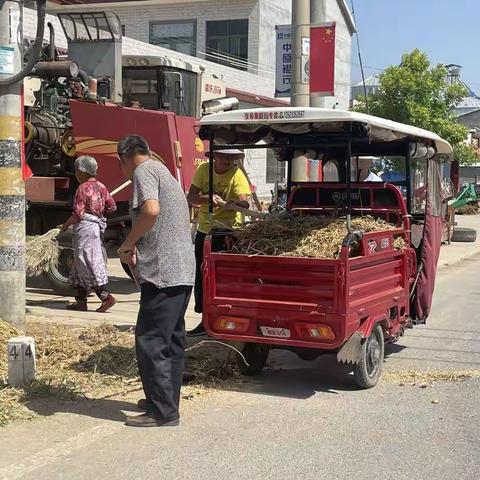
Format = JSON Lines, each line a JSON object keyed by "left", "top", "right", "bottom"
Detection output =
{"left": 192, "top": 163, "right": 251, "bottom": 234}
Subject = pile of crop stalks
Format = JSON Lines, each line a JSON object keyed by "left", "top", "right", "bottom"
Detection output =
{"left": 383, "top": 369, "right": 480, "bottom": 385}
{"left": 229, "top": 214, "right": 405, "bottom": 259}
{"left": 0, "top": 319, "right": 236, "bottom": 427}
{"left": 26, "top": 228, "right": 61, "bottom": 276}
{"left": 456, "top": 202, "right": 480, "bottom": 215}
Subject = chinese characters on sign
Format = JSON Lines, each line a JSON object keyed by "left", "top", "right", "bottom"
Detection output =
{"left": 275, "top": 26, "right": 310, "bottom": 97}
{"left": 243, "top": 110, "right": 305, "bottom": 120}
{"left": 275, "top": 25, "right": 292, "bottom": 98}
{"left": 204, "top": 83, "right": 223, "bottom": 95}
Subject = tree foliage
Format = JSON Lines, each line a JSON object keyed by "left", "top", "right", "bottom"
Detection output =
{"left": 354, "top": 49, "right": 477, "bottom": 165}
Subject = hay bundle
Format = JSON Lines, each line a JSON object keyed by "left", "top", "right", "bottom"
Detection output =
{"left": 456, "top": 203, "right": 479, "bottom": 215}
{"left": 230, "top": 214, "right": 404, "bottom": 259}
{"left": 26, "top": 228, "right": 61, "bottom": 276}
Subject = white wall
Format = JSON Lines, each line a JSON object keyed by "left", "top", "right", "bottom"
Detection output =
{"left": 108, "top": 0, "right": 260, "bottom": 73}
{"left": 23, "top": 6, "right": 274, "bottom": 97}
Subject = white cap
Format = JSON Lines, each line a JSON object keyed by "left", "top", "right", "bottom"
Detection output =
{"left": 213, "top": 148, "right": 244, "bottom": 155}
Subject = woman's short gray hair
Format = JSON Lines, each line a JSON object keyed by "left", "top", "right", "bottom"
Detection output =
{"left": 75, "top": 155, "right": 98, "bottom": 176}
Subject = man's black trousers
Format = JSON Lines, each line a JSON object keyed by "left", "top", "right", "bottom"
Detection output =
{"left": 136, "top": 283, "right": 192, "bottom": 420}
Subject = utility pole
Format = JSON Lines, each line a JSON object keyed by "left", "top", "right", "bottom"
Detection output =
{"left": 310, "top": 0, "right": 326, "bottom": 107}
{"left": 0, "top": 0, "right": 26, "bottom": 328}
{"left": 291, "top": 0, "right": 310, "bottom": 107}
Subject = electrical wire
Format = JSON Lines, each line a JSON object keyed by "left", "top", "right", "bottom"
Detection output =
{"left": 350, "top": 0, "right": 369, "bottom": 112}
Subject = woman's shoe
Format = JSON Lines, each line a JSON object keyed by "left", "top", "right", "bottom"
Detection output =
{"left": 96, "top": 294, "right": 116, "bottom": 313}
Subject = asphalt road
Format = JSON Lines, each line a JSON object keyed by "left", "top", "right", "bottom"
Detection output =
{"left": 2, "top": 255, "right": 480, "bottom": 480}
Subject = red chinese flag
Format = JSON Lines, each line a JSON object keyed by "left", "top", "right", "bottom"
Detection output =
{"left": 20, "top": 85, "right": 33, "bottom": 181}
{"left": 310, "top": 23, "right": 336, "bottom": 96}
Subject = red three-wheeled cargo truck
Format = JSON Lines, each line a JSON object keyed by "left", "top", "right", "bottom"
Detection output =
{"left": 197, "top": 107, "right": 452, "bottom": 388}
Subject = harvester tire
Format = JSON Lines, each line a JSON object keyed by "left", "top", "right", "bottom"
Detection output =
{"left": 451, "top": 227, "right": 477, "bottom": 243}
{"left": 353, "top": 324, "right": 384, "bottom": 389}
{"left": 237, "top": 343, "right": 269, "bottom": 376}
{"left": 45, "top": 246, "right": 76, "bottom": 297}
{"left": 45, "top": 244, "right": 107, "bottom": 297}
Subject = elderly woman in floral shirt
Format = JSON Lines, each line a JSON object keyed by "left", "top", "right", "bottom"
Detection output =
{"left": 60, "top": 155, "right": 117, "bottom": 312}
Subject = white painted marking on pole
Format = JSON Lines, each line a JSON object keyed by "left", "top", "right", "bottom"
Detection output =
{"left": 7, "top": 336, "right": 36, "bottom": 387}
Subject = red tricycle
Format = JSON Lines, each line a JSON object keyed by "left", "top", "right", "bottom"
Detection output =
{"left": 197, "top": 108, "right": 452, "bottom": 388}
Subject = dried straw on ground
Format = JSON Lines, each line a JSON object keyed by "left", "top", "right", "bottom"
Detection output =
{"left": 382, "top": 369, "right": 480, "bottom": 384}
{"left": 456, "top": 203, "right": 479, "bottom": 215}
{"left": 26, "top": 228, "right": 61, "bottom": 276}
{"left": 230, "top": 215, "right": 405, "bottom": 259}
{"left": 1, "top": 320, "right": 479, "bottom": 427}
{"left": 0, "top": 319, "right": 235, "bottom": 426}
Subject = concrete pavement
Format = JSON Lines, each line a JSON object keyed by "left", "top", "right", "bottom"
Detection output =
{"left": 438, "top": 214, "right": 480, "bottom": 269}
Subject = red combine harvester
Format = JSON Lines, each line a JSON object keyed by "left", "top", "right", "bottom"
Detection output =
{"left": 24, "top": 11, "right": 237, "bottom": 294}
{"left": 198, "top": 108, "right": 453, "bottom": 388}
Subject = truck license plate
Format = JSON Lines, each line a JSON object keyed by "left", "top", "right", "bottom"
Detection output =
{"left": 260, "top": 327, "right": 291, "bottom": 338}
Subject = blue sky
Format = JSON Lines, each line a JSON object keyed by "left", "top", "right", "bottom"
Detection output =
{"left": 351, "top": 0, "right": 479, "bottom": 95}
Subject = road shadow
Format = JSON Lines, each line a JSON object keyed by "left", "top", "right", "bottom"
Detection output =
{"left": 25, "top": 396, "right": 139, "bottom": 424}
{"left": 26, "top": 272, "right": 137, "bottom": 297}
{"left": 214, "top": 350, "right": 361, "bottom": 400}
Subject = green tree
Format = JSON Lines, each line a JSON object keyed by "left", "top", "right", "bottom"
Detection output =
{"left": 354, "top": 49, "right": 477, "bottom": 165}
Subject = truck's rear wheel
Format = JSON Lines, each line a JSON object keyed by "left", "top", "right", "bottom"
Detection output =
{"left": 237, "top": 343, "right": 269, "bottom": 376}
{"left": 45, "top": 247, "right": 76, "bottom": 297}
{"left": 353, "top": 324, "right": 384, "bottom": 389}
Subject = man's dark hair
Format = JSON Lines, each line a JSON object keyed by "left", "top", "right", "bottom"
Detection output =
{"left": 117, "top": 135, "right": 150, "bottom": 159}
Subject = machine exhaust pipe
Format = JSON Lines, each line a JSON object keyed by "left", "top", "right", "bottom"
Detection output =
{"left": 202, "top": 97, "right": 239, "bottom": 115}
{"left": 31, "top": 61, "right": 79, "bottom": 79}
{"left": 77, "top": 69, "right": 90, "bottom": 86}
{"left": 47, "top": 22, "right": 55, "bottom": 61}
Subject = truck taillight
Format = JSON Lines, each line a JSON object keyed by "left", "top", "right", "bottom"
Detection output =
{"left": 297, "top": 323, "right": 335, "bottom": 341}
{"left": 214, "top": 316, "right": 250, "bottom": 333}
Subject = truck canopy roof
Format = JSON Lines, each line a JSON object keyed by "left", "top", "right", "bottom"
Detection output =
{"left": 198, "top": 107, "right": 453, "bottom": 155}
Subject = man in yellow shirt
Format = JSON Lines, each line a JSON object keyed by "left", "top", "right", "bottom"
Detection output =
{"left": 187, "top": 148, "right": 251, "bottom": 335}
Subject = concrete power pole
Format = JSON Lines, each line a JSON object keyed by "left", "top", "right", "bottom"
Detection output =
{"left": 0, "top": 0, "right": 26, "bottom": 328}
{"left": 310, "top": 0, "right": 327, "bottom": 107}
{"left": 291, "top": 0, "right": 310, "bottom": 107}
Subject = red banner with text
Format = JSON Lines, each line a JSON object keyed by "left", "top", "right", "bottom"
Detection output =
{"left": 310, "top": 23, "right": 336, "bottom": 97}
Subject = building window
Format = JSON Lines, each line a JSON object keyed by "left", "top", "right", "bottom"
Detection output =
{"left": 206, "top": 19, "right": 248, "bottom": 70}
{"left": 149, "top": 20, "right": 196, "bottom": 56}
{"left": 121, "top": 24, "right": 126, "bottom": 36}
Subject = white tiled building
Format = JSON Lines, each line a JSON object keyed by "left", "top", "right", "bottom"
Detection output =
{"left": 32, "top": 0, "right": 355, "bottom": 198}
{"left": 47, "top": 0, "right": 292, "bottom": 100}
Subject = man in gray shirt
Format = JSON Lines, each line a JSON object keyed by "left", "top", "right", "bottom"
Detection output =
{"left": 117, "top": 135, "right": 195, "bottom": 427}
